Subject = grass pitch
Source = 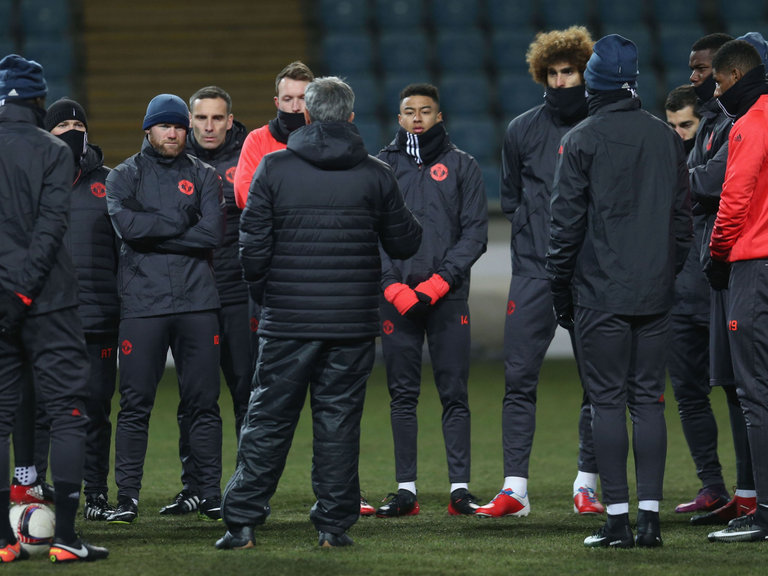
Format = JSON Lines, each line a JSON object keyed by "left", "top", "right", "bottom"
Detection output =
{"left": 9, "top": 359, "right": 763, "bottom": 575}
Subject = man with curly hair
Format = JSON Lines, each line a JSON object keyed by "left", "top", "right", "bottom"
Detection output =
{"left": 475, "top": 26, "right": 604, "bottom": 518}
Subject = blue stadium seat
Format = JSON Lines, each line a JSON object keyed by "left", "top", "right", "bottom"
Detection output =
{"left": 537, "top": 0, "right": 590, "bottom": 30}
{"left": 481, "top": 162, "right": 501, "bottom": 201}
{"left": 322, "top": 32, "right": 374, "bottom": 75}
{"left": 718, "top": 0, "right": 766, "bottom": 25}
{"left": 727, "top": 22, "right": 768, "bottom": 40}
{"left": 375, "top": 0, "right": 425, "bottom": 32}
{"left": 492, "top": 28, "right": 537, "bottom": 74}
{"left": 497, "top": 72, "right": 543, "bottom": 118}
{"left": 596, "top": 0, "right": 646, "bottom": 27}
{"left": 343, "top": 71, "right": 380, "bottom": 116}
{"left": 0, "top": 0, "right": 14, "bottom": 42}
{"left": 438, "top": 72, "right": 491, "bottom": 117}
{"left": 446, "top": 113, "right": 498, "bottom": 164}
{"left": 21, "top": 38, "right": 72, "bottom": 79}
{"left": 355, "top": 119, "right": 386, "bottom": 154}
{"left": 650, "top": 0, "right": 701, "bottom": 24}
{"left": 658, "top": 24, "right": 705, "bottom": 68}
{"left": 486, "top": 0, "right": 535, "bottom": 32}
{"left": 21, "top": 0, "right": 70, "bottom": 36}
{"left": 44, "top": 77, "right": 72, "bottom": 102}
{"left": 317, "top": 0, "right": 370, "bottom": 31}
{"left": 378, "top": 32, "right": 430, "bottom": 74}
{"left": 430, "top": 0, "right": 482, "bottom": 30}
{"left": 434, "top": 29, "right": 487, "bottom": 73}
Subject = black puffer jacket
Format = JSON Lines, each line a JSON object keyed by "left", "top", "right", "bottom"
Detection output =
{"left": 186, "top": 120, "right": 249, "bottom": 306}
{"left": 547, "top": 97, "right": 692, "bottom": 315}
{"left": 240, "top": 121, "right": 422, "bottom": 339}
{"left": 376, "top": 128, "right": 487, "bottom": 299}
{"left": 63, "top": 144, "right": 120, "bottom": 335}
{"left": 106, "top": 137, "right": 226, "bottom": 319}
{"left": 0, "top": 103, "right": 78, "bottom": 315}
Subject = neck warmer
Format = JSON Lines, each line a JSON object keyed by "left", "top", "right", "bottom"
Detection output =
{"left": 57, "top": 129, "right": 88, "bottom": 165}
{"left": 683, "top": 137, "right": 695, "bottom": 155}
{"left": 396, "top": 122, "right": 447, "bottom": 166}
{"left": 587, "top": 87, "right": 635, "bottom": 115}
{"left": 694, "top": 74, "right": 716, "bottom": 104}
{"left": 545, "top": 84, "right": 588, "bottom": 125}
{"left": 717, "top": 64, "right": 768, "bottom": 120}
{"left": 268, "top": 110, "right": 306, "bottom": 144}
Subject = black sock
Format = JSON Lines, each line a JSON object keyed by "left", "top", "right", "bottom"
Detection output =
{"left": 0, "top": 490, "right": 15, "bottom": 543}
{"left": 53, "top": 482, "right": 80, "bottom": 543}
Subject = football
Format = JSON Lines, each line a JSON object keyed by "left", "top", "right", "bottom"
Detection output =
{"left": 8, "top": 503, "right": 55, "bottom": 555}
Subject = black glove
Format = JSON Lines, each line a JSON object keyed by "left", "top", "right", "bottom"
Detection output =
{"left": 182, "top": 204, "right": 201, "bottom": 227}
{"left": 122, "top": 197, "right": 145, "bottom": 211}
{"left": 0, "top": 290, "right": 30, "bottom": 336}
{"left": 405, "top": 291, "right": 431, "bottom": 322}
{"left": 551, "top": 283, "right": 574, "bottom": 331}
{"left": 704, "top": 258, "right": 731, "bottom": 291}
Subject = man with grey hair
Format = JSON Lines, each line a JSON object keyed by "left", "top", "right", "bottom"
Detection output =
{"left": 215, "top": 76, "right": 422, "bottom": 549}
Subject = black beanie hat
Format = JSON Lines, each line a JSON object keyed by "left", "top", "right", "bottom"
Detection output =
{"left": 0, "top": 53, "right": 47, "bottom": 101}
{"left": 44, "top": 98, "right": 88, "bottom": 131}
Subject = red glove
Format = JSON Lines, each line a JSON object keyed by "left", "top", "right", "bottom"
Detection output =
{"left": 414, "top": 274, "right": 450, "bottom": 305}
{"left": 384, "top": 283, "right": 420, "bottom": 316}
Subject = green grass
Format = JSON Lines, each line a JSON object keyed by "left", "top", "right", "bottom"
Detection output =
{"left": 8, "top": 359, "right": 764, "bottom": 574}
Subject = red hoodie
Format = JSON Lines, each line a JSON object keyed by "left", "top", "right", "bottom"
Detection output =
{"left": 233, "top": 125, "right": 286, "bottom": 209}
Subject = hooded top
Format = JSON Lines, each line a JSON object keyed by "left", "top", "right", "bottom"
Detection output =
{"left": 239, "top": 121, "right": 422, "bottom": 339}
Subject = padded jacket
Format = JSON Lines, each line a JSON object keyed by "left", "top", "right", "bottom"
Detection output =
{"left": 240, "top": 121, "right": 422, "bottom": 339}
{"left": 106, "top": 137, "right": 225, "bottom": 319}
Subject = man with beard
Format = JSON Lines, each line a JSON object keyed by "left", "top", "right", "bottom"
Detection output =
{"left": 156, "top": 86, "right": 251, "bottom": 517}
{"left": 105, "top": 94, "right": 226, "bottom": 524}
{"left": 374, "top": 83, "right": 488, "bottom": 518}
{"left": 475, "top": 26, "right": 604, "bottom": 519}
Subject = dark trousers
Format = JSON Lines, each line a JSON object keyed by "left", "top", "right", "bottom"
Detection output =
{"left": 502, "top": 275, "right": 596, "bottom": 478}
{"left": 114, "top": 312, "right": 222, "bottom": 501}
{"left": 0, "top": 307, "right": 88, "bottom": 493}
{"left": 222, "top": 336, "right": 373, "bottom": 534}
{"left": 380, "top": 297, "right": 471, "bottom": 483}
{"left": 727, "top": 260, "right": 768, "bottom": 507}
{"left": 177, "top": 302, "right": 251, "bottom": 494}
{"left": 575, "top": 307, "right": 668, "bottom": 505}
{"left": 668, "top": 313, "right": 725, "bottom": 488}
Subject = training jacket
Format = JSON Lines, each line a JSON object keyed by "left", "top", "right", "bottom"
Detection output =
{"left": 234, "top": 124, "right": 285, "bottom": 209}
{"left": 710, "top": 94, "right": 768, "bottom": 262}
{"left": 501, "top": 101, "right": 584, "bottom": 280}
{"left": 106, "top": 137, "right": 226, "bottom": 319}
{"left": 186, "top": 120, "right": 249, "bottom": 306}
{"left": 547, "top": 97, "right": 692, "bottom": 315}
{"left": 376, "top": 128, "right": 487, "bottom": 300}
{"left": 64, "top": 144, "right": 120, "bottom": 335}
{"left": 0, "top": 102, "right": 78, "bottom": 315}
{"left": 240, "top": 121, "right": 422, "bottom": 339}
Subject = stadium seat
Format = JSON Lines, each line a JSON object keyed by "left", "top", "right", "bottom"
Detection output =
{"left": 596, "top": 0, "right": 646, "bottom": 27}
{"left": 434, "top": 28, "right": 487, "bottom": 73}
{"left": 317, "top": 0, "right": 370, "bottom": 31}
{"left": 726, "top": 21, "right": 768, "bottom": 39}
{"left": 446, "top": 113, "right": 498, "bottom": 164}
{"left": 430, "top": 0, "right": 482, "bottom": 30}
{"left": 481, "top": 162, "right": 501, "bottom": 201}
{"left": 21, "top": 37, "right": 72, "bottom": 79}
{"left": 717, "top": 0, "right": 766, "bottom": 26}
{"left": 20, "top": 0, "right": 70, "bottom": 36}
{"left": 492, "top": 28, "right": 538, "bottom": 74}
{"left": 0, "top": 0, "right": 14, "bottom": 42}
{"left": 497, "top": 72, "right": 544, "bottom": 118}
{"left": 344, "top": 72, "right": 380, "bottom": 116}
{"left": 537, "top": 0, "right": 590, "bottom": 30}
{"left": 378, "top": 32, "right": 430, "bottom": 74}
{"left": 486, "top": 0, "right": 535, "bottom": 32}
{"left": 355, "top": 118, "right": 386, "bottom": 154}
{"left": 438, "top": 72, "right": 491, "bottom": 117}
{"left": 650, "top": 0, "right": 701, "bottom": 24}
{"left": 375, "top": 0, "right": 425, "bottom": 32}
{"left": 322, "top": 32, "right": 374, "bottom": 75}
{"left": 657, "top": 24, "right": 705, "bottom": 69}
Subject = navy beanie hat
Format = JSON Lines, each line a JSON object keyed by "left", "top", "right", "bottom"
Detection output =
{"left": 737, "top": 32, "right": 768, "bottom": 69}
{"left": 142, "top": 93, "right": 189, "bottom": 130}
{"left": 45, "top": 98, "right": 87, "bottom": 131}
{"left": 584, "top": 34, "right": 639, "bottom": 91}
{"left": 0, "top": 53, "right": 47, "bottom": 101}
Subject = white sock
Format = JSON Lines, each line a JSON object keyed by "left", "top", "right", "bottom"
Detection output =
{"left": 450, "top": 483, "right": 468, "bottom": 494}
{"left": 573, "top": 471, "right": 598, "bottom": 495}
{"left": 14, "top": 466, "right": 37, "bottom": 486}
{"left": 606, "top": 502, "right": 629, "bottom": 516}
{"left": 735, "top": 489, "right": 757, "bottom": 498}
{"left": 398, "top": 482, "right": 416, "bottom": 495}
{"left": 638, "top": 500, "right": 659, "bottom": 512}
{"left": 502, "top": 476, "right": 527, "bottom": 495}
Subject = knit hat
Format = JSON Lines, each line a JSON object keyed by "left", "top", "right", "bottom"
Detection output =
{"left": 584, "top": 34, "right": 639, "bottom": 91}
{"left": 44, "top": 97, "right": 87, "bottom": 131}
{"left": 0, "top": 54, "right": 47, "bottom": 101}
{"left": 142, "top": 93, "right": 189, "bottom": 130}
{"left": 737, "top": 32, "right": 768, "bottom": 69}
